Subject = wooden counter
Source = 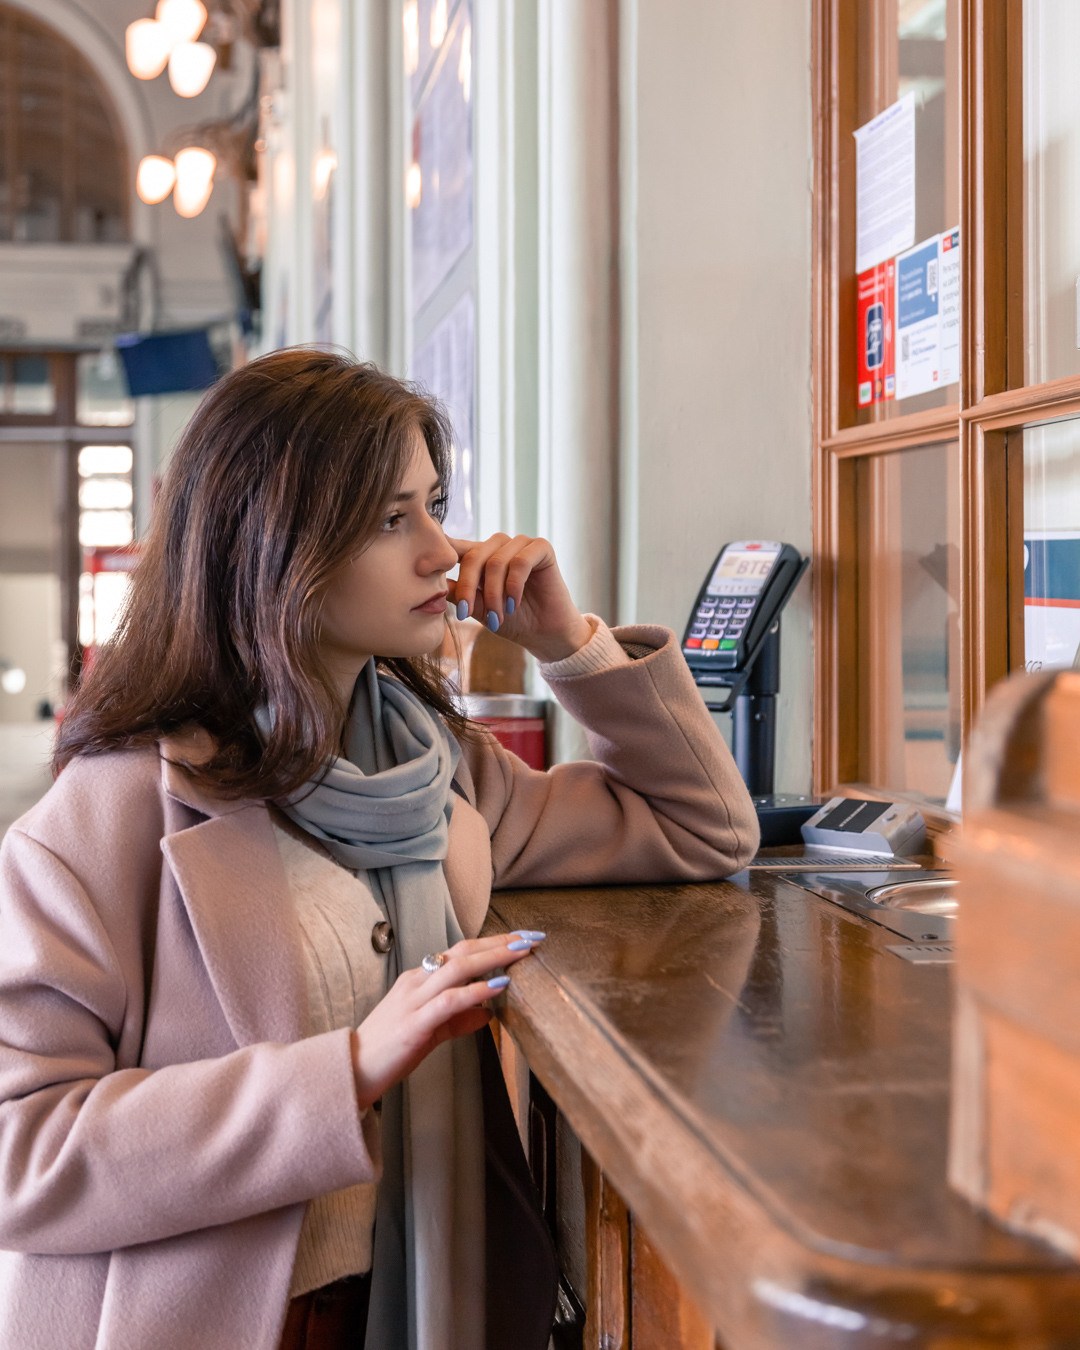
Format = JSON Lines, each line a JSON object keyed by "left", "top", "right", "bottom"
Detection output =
{"left": 484, "top": 871, "right": 1080, "bottom": 1348}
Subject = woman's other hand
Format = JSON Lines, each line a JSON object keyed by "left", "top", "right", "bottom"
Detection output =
{"left": 447, "top": 534, "right": 593, "bottom": 663}
{"left": 349, "top": 931, "right": 544, "bottom": 1111}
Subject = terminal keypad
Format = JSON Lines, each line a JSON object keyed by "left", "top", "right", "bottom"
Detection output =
{"left": 685, "top": 594, "right": 753, "bottom": 651}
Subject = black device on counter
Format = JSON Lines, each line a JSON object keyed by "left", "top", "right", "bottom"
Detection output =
{"left": 681, "top": 540, "right": 809, "bottom": 803}
{"left": 681, "top": 540, "right": 805, "bottom": 677}
{"left": 751, "top": 793, "right": 822, "bottom": 846}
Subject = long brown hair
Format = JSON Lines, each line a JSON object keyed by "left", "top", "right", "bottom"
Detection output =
{"left": 55, "top": 348, "right": 471, "bottom": 799}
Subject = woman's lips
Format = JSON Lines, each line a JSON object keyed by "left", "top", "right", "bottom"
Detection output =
{"left": 413, "top": 593, "right": 449, "bottom": 614}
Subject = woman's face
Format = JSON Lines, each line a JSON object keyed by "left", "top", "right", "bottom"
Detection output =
{"left": 316, "top": 432, "right": 458, "bottom": 703}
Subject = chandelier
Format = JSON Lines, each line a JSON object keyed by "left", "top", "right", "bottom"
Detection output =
{"left": 128, "top": 1, "right": 278, "bottom": 219}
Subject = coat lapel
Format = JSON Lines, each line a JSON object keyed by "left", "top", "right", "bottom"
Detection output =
{"left": 158, "top": 731, "right": 308, "bottom": 1048}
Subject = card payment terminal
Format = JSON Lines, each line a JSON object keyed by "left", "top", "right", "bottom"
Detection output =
{"left": 681, "top": 540, "right": 805, "bottom": 677}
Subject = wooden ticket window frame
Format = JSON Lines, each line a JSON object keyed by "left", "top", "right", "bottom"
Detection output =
{"left": 0, "top": 350, "right": 137, "bottom": 690}
{"left": 811, "top": 0, "right": 1070, "bottom": 817}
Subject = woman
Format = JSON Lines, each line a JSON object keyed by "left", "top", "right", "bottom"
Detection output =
{"left": 0, "top": 349, "right": 758, "bottom": 1350}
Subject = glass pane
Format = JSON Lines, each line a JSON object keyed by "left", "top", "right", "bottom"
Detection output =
{"left": 82, "top": 571, "right": 130, "bottom": 649}
{"left": 1022, "top": 2, "right": 1080, "bottom": 385}
{"left": 79, "top": 511, "right": 133, "bottom": 548}
{"left": 408, "top": 0, "right": 473, "bottom": 315}
{"left": 854, "top": 442, "right": 961, "bottom": 801}
{"left": 847, "top": 0, "right": 959, "bottom": 427}
{"left": 1022, "top": 418, "right": 1080, "bottom": 670}
{"left": 406, "top": 0, "right": 467, "bottom": 100}
{"left": 411, "top": 291, "right": 476, "bottom": 538}
{"left": 79, "top": 478, "right": 133, "bottom": 511}
{"left": 76, "top": 351, "right": 134, "bottom": 427}
{"left": 11, "top": 356, "right": 55, "bottom": 415}
{"left": 78, "top": 445, "right": 133, "bottom": 476}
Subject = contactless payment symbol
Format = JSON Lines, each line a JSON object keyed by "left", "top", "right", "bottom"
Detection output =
{"left": 866, "top": 302, "right": 884, "bottom": 369}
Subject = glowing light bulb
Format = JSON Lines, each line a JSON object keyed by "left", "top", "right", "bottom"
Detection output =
{"left": 168, "top": 40, "right": 217, "bottom": 97}
{"left": 173, "top": 175, "right": 214, "bottom": 218}
{"left": 173, "top": 145, "right": 216, "bottom": 216}
{"left": 136, "top": 155, "right": 177, "bottom": 204}
{"left": 125, "top": 18, "right": 171, "bottom": 80}
{"left": 155, "top": 0, "right": 208, "bottom": 44}
{"left": 174, "top": 145, "right": 217, "bottom": 184}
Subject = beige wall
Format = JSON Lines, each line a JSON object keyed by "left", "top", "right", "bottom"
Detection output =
{"left": 0, "top": 575, "right": 63, "bottom": 724}
{"left": 619, "top": 0, "right": 814, "bottom": 791}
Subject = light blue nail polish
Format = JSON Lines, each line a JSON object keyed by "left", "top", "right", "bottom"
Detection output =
{"left": 487, "top": 975, "right": 511, "bottom": 990}
{"left": 485, "top": 610, "right": 500, "bottom": 632}
{"left": 456, "top": 599, "right": 470, "bottom": 621}
{"left": 505, "top": 596, "right": 516, "bottom": 616}
{"left": 507, "top": 937, "right": 532, "bottom": 951}
{"left": 515, "top": 930, "right": 546, "bottom": 941}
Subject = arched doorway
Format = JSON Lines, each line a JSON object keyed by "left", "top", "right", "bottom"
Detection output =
{"left": 0, "top": 2, "right": 129, "bottom": 243}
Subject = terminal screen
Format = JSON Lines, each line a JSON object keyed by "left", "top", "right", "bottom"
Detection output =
{"left": 707, "top": 546, "right": 778, "bottom": 595}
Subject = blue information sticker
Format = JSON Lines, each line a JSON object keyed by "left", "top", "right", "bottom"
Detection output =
{"left": 896, "top": 239, "right": 940, "bottom": 328}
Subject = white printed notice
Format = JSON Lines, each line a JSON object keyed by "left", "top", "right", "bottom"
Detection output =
{"left": 854, "top": 93, "right": 916, "bottom": 275}
{"left": 895, "top": 227, "right": 960, "bottom": 400}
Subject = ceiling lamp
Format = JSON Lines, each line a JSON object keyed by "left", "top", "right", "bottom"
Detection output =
{"left": 173, "top": 175, "right": 215, "bottom": 219}
{"left": 155, "top": 0, "right": 208, "bottom": 44}
{"left": 125, "top": 18, "right": 171, "bottom": 80}
{"left": 172, "top": 145, "right": 217, "bottom": 217}
{"left": 168, "top": 40, "right": 217, "bottom": 97}
{"left": 136, "top": 155, "right": 178, "bottom": 204}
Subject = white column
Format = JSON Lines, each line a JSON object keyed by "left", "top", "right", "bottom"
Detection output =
{"left": 536, "top": 0, "right": 620, "bottom": 626}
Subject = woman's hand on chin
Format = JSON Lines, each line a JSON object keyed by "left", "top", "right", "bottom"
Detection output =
{"left": 446, "top": 533, "right": 593, "bottom": 664}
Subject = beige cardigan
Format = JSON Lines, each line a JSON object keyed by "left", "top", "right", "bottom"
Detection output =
{"left": 0, "top": 623, "right": 757, "bottom": 1350}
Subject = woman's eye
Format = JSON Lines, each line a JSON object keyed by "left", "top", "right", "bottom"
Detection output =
{"left": 381, "top": 512, "right": 404, "bottom": 533}
{"left": 429, "top": 496, "right": 448, "bottom": 520}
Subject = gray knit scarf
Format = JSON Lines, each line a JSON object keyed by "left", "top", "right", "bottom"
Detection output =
{"left": 271, "top": 661, "right": 485, "bottom": 1350}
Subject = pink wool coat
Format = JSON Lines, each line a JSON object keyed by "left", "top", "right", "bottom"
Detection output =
{"left": 0, "top": 624, "right": 757, "bottom": 1350}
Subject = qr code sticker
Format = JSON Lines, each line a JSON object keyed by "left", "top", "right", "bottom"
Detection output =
{"left": 927, "top": 259, "right": 938, "bottom": 294}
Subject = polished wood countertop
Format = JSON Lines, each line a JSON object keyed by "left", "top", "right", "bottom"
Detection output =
{"left": 485, "top": 871, "right": 1080, "bottom": 1346}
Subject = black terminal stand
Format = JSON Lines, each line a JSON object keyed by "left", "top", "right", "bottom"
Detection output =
{"left": 730, "top": 620, "right": 780, "bottom": 795}
{"left": 701, "top": 617, "right": 820, "bottom": 842}
{"left": 692, "top": 555, "right": 818, "bottom": 840}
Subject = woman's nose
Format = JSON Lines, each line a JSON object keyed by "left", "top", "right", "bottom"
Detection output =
{"left": 420, "top": 517, "right": 459, "bottom": 575}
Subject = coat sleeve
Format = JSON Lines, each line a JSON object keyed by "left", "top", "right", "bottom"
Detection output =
{"left": 0, "top": 826, "right": 380, "bottom": 1257}
{"left": 458, "top": 620, "right": 760, "bottom": 889}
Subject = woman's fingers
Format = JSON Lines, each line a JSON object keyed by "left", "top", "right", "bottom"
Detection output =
{"left": 446, "top": 534, "right": 553, "bottom": 626}
{"left": 408, "top": 931, "right": 544, "bottom": 1001}
{"left": 418, "top": 971, "right": 522, "bottom": 1045}
{"left": 477, "top": 535, "right": 547, "bottom": 622}
{"left": 350, "top": 933, "right": 545, "bottom": 1107}
{"left": 447, "top": 534, "right": 510, "bottom": 623}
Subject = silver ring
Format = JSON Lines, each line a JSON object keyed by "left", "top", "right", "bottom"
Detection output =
{"left": 420, "top": 952, "right": 448, "bottom": 974}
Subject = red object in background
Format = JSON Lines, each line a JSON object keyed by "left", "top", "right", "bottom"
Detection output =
{"left": 461, "top": 695, "right": 549, "bottom": 770}
{"left": 856, "top": 258, "right": 896, "bottom": 407}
